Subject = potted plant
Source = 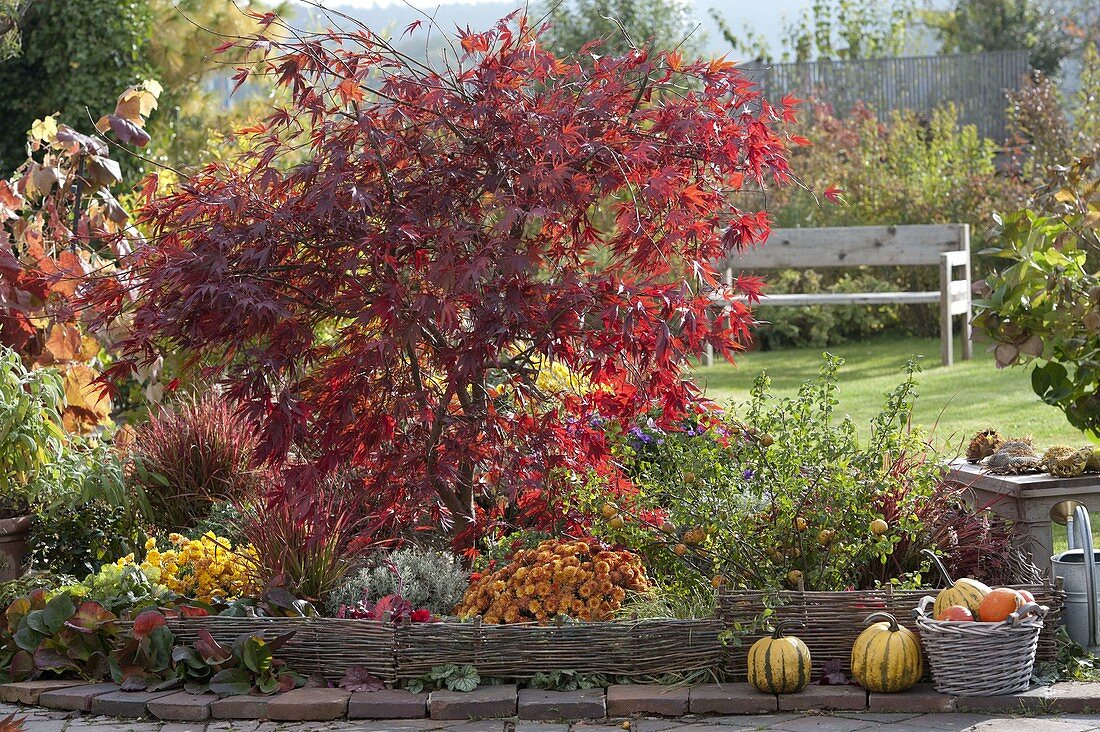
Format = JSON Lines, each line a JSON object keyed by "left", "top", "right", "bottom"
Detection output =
{"left": 0, "top": 346, "right": 66, "bottom": 580}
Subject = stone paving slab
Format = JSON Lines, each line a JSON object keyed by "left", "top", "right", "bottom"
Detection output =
{"left": 776, "top": 686, "right": 866, "bottom": 712}
{"left": 0, "top": 681, "right": 85, "bottom": 705}
{"left": 1045, "top": 683, "right": 1100, "bottom": 714}
{"left": 514, "top": 723, "right": 571, "bottom": 732}
{"left": 518, "top": 689, "right": 605, "bottom": 721}
{"left": 147, "top": 692, "right": 216, "bottom": 721}
{"left": 866, "top": 685, "right": 954, "bottom": 714}
{"left": 429, "top": 685, "right": 517, "bottom": 720}
{"left": 349, "top": 690, "right": 429, "bottom": 719}
{"left": 606, "top": 685, "right": 689, "bottom": 718}
{"left": 955, "top": 685, "right": 1052, "bottom": 713}
{"left": 209, "top": 694, "right": 270, "bottom": 720}
{"left": 15, "top": 681, "right": 1100, "bottom": 730}
{"left": 266, "top": 687, "right": 350, "bottom": 721}
{"left": 38, "top": 684, "right": 121, "bottom": 712}
{"left": 689, "top": 685, "right": 777, "bottom": 716}
{"left": 90, "top": 689, "right": 177, "bottom": 718}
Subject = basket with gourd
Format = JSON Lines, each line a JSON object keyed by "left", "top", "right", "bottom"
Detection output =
{"left": 912, "top": 550, "right": 1048, "bottom": 696}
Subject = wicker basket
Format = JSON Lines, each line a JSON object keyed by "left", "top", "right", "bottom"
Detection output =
{"left": 913, "top": 595, "right": 1047, "bottom": 696}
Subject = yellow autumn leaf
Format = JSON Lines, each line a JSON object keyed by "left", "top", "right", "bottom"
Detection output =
{"left": 60, "top": 363, "right": 112, "bottom": 434}
{"left": 30, "top": 115, "right": 58, "bottom": 143}
{"left": 141, "top": 79, "right": 163, "bottom": 102}
{"left": 79, "top": 335, "right": 101, "bottom": 361}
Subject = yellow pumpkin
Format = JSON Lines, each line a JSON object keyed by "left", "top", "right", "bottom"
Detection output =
{"left": 747, "top": 620, "right": 811, "bottom": 694}
{"left": 922, "top": 549, "right": 991, "bottom": 617}
{"left": 850, "top": 612, "right": 922, "bottom": 693}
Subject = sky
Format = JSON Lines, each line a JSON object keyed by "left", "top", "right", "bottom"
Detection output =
{"left": 301, "top": 0, "right": 822, "bottom": 57}
{"left": 321, "top": 0, "right": 813, "bottom": 9}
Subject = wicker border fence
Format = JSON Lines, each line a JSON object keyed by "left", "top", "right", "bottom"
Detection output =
{"left": 142, "top": 616, "right": 723, "bottom": 682}
{"left": 394, "top": 618, "right": 723, "bottom": 680}
{"left": 116, "top": 580, "right": 1063, "bottom": 683}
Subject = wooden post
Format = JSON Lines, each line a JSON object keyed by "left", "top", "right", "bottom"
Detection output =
{"left": 703, "top": 265, "right": 733, "bottom": 368}
{"left": 939, "top": 252, "right": 953, "bottom": 367}
{"left": 960, "top": 224, "right": 973, "bottom": 361}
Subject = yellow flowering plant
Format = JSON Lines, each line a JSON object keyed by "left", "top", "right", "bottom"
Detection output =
{"left": 117, "top": 533, "right": 258, "bottom": 605}
{"left": 455, "top": 539, "right": 649, "bottom": 624}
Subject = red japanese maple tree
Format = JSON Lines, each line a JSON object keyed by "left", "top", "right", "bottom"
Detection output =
{"left": 86, "top": 13, "right": 799, "bottom": 543}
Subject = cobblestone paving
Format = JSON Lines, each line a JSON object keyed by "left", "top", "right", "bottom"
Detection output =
{"left": 11, "top": 706, "right": 1100, "bottom": 732}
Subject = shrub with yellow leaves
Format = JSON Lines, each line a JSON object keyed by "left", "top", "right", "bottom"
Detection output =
{"left": 117, "top": 533, "right": 259, "bottom": 605}
{"left": 455, "top": 539, "right": 649, "bottom": 623}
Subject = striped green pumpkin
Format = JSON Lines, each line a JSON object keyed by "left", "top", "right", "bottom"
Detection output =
{"left": 923, "top": 549, "right": 991, "bottom": 618}
{"left": 851, "top": 612, "right": 923, "bottom": 693}
{"left": 747, "top": 620, "right": 811, "bottom": 694}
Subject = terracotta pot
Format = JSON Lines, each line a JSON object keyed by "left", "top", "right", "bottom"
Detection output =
{"left": 0, "top": 515, "right": 31, "bottom": 581}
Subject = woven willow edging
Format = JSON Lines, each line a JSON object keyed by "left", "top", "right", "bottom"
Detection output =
{"left": 395, "top": 618, "right": 723, "bottom": 680}
{"left": 914, "top": 595, "right": 1047, "bottom": 696}
{"left": 119, "top": 617, "right": 723, "bottom": 681}
{"left": 718, "top": 582, "right": 1063, "bottom": 681}
{"left": 163, "top": 617, "right": 397, "bottom": 682}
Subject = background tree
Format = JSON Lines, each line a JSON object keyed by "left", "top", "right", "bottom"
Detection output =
{"left": 0, "top": 0, "right": 30, "bottom": 61}
{"left": 925, "top": 0, "right": 1069, "bottom": 73}
{"left": 85, "top": 14, "right": 798, "bottom": 545}
{"left": 538, "top": 0, "right": 700, "bottom": 58}
{"left": 142, "top": 0, "right": 285, "bottom": 175}
{"left": 710, "top": 0, "right": 916, "bottom": 63}
{"left": 0, "top": 0, "right": 153, "bottom": 176}
{"left": 0, "top": 0, "right": 277, "bottom": 179}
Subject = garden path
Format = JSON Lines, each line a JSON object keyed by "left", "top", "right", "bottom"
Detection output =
{"left": 11, "top": 709, "right": 1100, "bottom": 732}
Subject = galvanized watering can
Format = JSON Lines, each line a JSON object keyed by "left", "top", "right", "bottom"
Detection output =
{"left": 1051, "top": 500, "right": 1100, "bottom": 652}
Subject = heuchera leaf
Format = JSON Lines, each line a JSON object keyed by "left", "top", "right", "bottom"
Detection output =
{"left": 816, "top": 658, "right": 849, "bottom": 685}
{"left": 194, "top": 630, "right": 232, "bottom": 665}
{"left": 131, "top": 610, "right": 167, "bottom": 640}
{"left": 64, "top": 602, "right": 116, "bottom": 634}
{"left": 338, "top": 665, "right": 385, "bottom": 692}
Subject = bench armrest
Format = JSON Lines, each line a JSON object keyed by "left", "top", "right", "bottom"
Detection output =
{"left": 941, "top": 250, "right": 969, "bottom": 269}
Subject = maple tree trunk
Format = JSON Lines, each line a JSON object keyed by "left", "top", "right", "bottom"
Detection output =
{"left": 428, "top": 374, "right": 482, "bottom": 546}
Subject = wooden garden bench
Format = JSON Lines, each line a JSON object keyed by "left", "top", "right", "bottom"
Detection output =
{"left": 707, "top": 224, "right": 972, "bottom": 367}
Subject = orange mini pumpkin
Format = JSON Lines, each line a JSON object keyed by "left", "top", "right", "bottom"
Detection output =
{"left": 935, "top": 605, "right": 974, "bottom": 622}
{"left": 977, "top": 588, "right": 1024, "bottom": 622}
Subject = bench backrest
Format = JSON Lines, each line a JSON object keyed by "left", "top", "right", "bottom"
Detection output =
{"left": 721, "top": 224, "right": 969, "bottom": 270}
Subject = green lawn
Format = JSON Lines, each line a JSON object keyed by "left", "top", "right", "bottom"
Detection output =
{"left": 691, "top": 335, "right": 1087, "bottom": 450}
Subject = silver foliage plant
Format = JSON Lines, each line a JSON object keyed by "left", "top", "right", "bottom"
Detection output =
{"left": 327, "top": 547, "right": 469, "bottom": 617}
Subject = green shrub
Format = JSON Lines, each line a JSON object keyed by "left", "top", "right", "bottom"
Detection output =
{"left": 0, "top": 345, "right": 66, "bottom": 514}
{"left": 590, "top": 356, "right": 944, "bottom": 596}
{"left": 28, "top": 437, "right": 146, "bottom": 577}
{"left": 754, "top": 103, "right": 1026, "bottom": 346}
{"left": 327, "top": 547, "right": 469, "bottom": 617}
{"left": 974, "top": 157, "right": 1100, "bottom": 436}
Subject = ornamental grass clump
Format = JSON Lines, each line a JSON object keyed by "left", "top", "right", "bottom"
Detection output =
{"left": 455, "top": 539, "right": 648, "bottom": 623}
{"left": 126, "top": 395, "right": 268, "bottom": 532}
